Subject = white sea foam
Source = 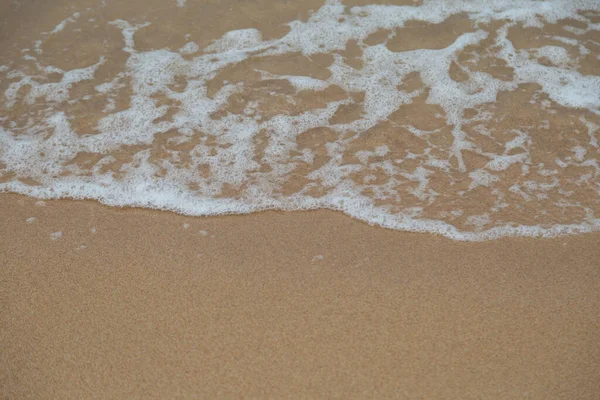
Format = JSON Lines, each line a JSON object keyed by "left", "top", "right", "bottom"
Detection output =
{"left": 48, "top": 12, "right": 80, "bottom": 34}
{"left": 1, "top": 0, "right": 600, "bottom": 240}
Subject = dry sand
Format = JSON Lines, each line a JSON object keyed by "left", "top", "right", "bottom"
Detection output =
{"left": 2, "top": 193, "right": 600, "bottom": 399}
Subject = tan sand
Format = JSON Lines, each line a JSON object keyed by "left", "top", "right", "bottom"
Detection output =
{"left": 2, "top": 0, "right": 600, "bottom": 398}
{"left": 2, "top": 193, "right": 600, "bottom": 399}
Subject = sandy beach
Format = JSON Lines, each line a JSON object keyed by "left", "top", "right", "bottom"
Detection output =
{"left": 2, "top": 0, "right": 600, "bottom": 398}
{"left": 2, "top": 193, "right": 600, "bottom": 398}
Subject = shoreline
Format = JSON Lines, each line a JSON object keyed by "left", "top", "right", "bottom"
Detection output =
{"left": 2, "top": 190, "right": 599, "bottom": 241}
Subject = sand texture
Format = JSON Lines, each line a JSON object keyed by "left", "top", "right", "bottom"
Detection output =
{"left": 2, "top": 193, "right": 600, "bottom": 399}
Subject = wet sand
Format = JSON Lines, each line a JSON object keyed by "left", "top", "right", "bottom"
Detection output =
{"left": 2, "top": 193, "right": 600, "bottom": 399}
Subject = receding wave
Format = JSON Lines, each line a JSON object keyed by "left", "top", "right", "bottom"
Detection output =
{"left": 1, "top": 0, "right": 600, "bottom": 240}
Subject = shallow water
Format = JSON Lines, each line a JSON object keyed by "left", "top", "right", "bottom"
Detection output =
{"left": 1, "top": 0, "right": 599, "bottom": 240}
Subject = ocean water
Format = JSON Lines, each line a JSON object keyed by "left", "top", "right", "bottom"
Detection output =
{"left": 1, "top": 0, "right": 599, "bottom": 240}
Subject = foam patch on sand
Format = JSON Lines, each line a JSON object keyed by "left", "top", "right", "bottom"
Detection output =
{"left": 1, "top": 0, "right": 600, "bottom": 240}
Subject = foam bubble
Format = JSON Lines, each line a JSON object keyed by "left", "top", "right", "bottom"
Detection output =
{"left": 179, "top": 42, "right": 199, "bottom": 55}
{"left": 50, "top": 232, "right": 63, "bottom": 240}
